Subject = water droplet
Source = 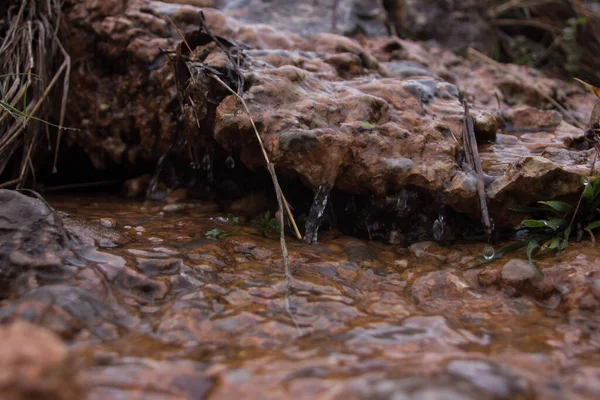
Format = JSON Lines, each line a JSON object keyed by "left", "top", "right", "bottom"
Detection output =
{"left": 225, "top": 155, "right": 235, "bottom": 169}
{"left": 482, "top": 245, "right": 495, "bottom": 260}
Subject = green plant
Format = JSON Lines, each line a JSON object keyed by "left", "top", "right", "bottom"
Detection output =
{"left": 485, "top": 174, "right": 600, "bottom": 265}
{"left": 254, "top": 211, "right": 280, "bottom": 237}
{"left": 227, "top": 214, "right": 241, "bottom": 224}
{"left": 205, "top": 228, "right": 230, "bottom": 239}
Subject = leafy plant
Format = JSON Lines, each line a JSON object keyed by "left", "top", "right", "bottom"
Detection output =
{"left": 205, "top": 228, "right": 230, "bottom": 239}
{"left": 254, "top": 211, "right": 280, "bottom": 237}
{"left": 486, "top": 174, "right": 600, "bottom": 264}
{"left": 227, "top": 214, "right": 241, "bottom": 224}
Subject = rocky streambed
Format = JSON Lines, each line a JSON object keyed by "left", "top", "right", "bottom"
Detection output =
{"left": 2, "top": 0, "right": 600, "bottom": 399}
{"left": 1, "top": 191, "right": 600, "bottom": 399}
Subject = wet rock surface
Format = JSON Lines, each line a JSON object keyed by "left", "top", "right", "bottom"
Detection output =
{"left": 58, "top": 0, "right": 599, "bottom": 238}
{"left": 0, "top": 190, "right": 75, "bottom": 297}
{"left": 0, "top": 196, "right": 596, "bottom": 399}
{"left": 175, "top": 3, "right": 595, "bottom": 232}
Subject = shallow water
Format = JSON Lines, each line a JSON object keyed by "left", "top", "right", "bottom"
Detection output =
{"left": 13, "top": 195, "right": 600, "bottom": 399}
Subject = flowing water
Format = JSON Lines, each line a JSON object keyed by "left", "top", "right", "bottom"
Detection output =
{"left": 9, "top": 195, "right": 600, "bottom": 399}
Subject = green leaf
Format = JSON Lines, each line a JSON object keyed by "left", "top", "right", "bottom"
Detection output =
{"left": 205, "top": 228, "right": 229, "bottom": 239}
{"left": 546, "top": 219, "right": 566, "bottom": 231}
{"left": 227, "top": 214, "right": 241, "bottom": 224}
{"left": 538, "top": 201, "right": 574, "bottom": 215}
{"left": 546, "top": 238, "right": 563, "bottom": 250}
{"left": 560, "top": 234, "right": 569, "bottom": 250}
{"left": 479, "top": 240, "right": 529, "bottom": 264}
{"left": 585, "top": 228, "right": 596, "bottom": 245}
{"left": 514, "top": 53, "right": 533, "bottom": 66}
{"left": 509, "top": 205, "right": 546, "bottom": 213}
{"left": 526, "top": 241, "right": 540, "bottom": 264}
{"left": 585, "top": 220, "right": 600, "bottom": 230}
{"left": 521, "top": 219, "right": 547, "bottom": 228}
{"left": 358, "top": 121, "right": 378, "bottom": 130}
{"left": 583, "top": 182, "right": 594, "bottom": 203}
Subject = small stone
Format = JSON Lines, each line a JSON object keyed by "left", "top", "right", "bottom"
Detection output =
{"left": 501, "top": 259, "right": 537, "bottom": 284}
{"left": 163, "top": 204, "right": 185, "bottom": 212}
{"left": 345, "top": 245, "right": 377, "bottom": 263}
{"left": 409, "top": 241, "right": 433, "bottom": 257}
{"left": 473, "top": 110, "right": 499, "bottom": 143}
{"left": 478, "top": 268, "right": 500, "bottom": 287}
{"left": 99, "top": 218, "right": 116, "bottom": 228}
{"left": 387, "top": 230, "right": 404, "bottom": 244}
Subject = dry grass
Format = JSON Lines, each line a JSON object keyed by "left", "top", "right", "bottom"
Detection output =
{"left": 0, "top": 0, "right": 72, "bottom": 189}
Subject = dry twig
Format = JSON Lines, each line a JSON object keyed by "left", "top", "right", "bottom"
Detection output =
{"left": 170, "top": 15, "right": 303, "bottom": 334}
{"left": 462, "top": 99, "right": 493, "bottom": 237}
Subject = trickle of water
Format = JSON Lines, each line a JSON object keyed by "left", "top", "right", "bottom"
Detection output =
{"left": 201, "top": 148, "right": 214, "bottom": 183}
{"left": 304, "top": 184, "right": 331, "bottom": 244}
{"left": 225, "top": 155, "right": 235, "bottom": 169}
{"left": 482, "top": 245, "right": 495, "bottom": 260}
{"left": 432, "top": 215, "right": 445, "bottom": 242}
{"left": 147, "top": 151, "right": 168, "bottom": 201}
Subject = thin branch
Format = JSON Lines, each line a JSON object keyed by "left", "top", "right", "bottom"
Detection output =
{"left": 462, "top": 99, "right": 493, "bottom": 237}
{"left": 208, "top": 73, "right": 303, "bottom": 240}
{"left": 268, "top": 162, "right": 302, "bottom": 336}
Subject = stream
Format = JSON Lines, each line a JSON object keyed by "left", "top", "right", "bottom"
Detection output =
{"left": 3, "top": 194, "right": 596, "bottom": 399}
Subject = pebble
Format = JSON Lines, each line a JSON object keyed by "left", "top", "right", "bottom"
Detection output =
{"left": 99, "top": 218, "right": 117, "bottom": 228}
{"left": 501, "top": 259, "right": 537, "bottom": 284}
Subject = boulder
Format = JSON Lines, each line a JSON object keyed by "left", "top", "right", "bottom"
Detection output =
{"left": 0, "top": 321, "right": 84, "bottom": 400}
{"left": 0, "top": 190, "right": 74, "bottom": 296}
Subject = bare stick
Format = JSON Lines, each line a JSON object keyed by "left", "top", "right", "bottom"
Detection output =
{"left": 463, "top": 99, "right": 493, "bottom": 237}
{"left": 167, "top": 16, "right": 193, "bottom": 54}
{"left": 267, "top": 162, "right": 302, "bottom": 336}
{"left": 208, "top": 73, "right": 303, "bottom": 240}
{"left": 209, "top": 74, "right": 302, "bottom": 334}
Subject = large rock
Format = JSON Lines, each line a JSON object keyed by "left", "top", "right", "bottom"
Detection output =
{"left": 56, "top": 0, "right": 598, "bottom": 236}
{"left": 0, "top": 190, "right": 74, "bottom": 296}
{"left": 0, "top": 321, "right": 84, "bottom": 400}
{"left": 178, "top": 18, "right": 589, "bottom": 229}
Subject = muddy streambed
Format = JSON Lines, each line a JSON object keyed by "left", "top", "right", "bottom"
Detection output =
{"left": 1, "top": 194, "right": 598, "bottom": 399}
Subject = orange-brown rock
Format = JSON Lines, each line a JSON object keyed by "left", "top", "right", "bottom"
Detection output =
{"left": 0, "top": 322, "right": 84, "bottom": 400}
